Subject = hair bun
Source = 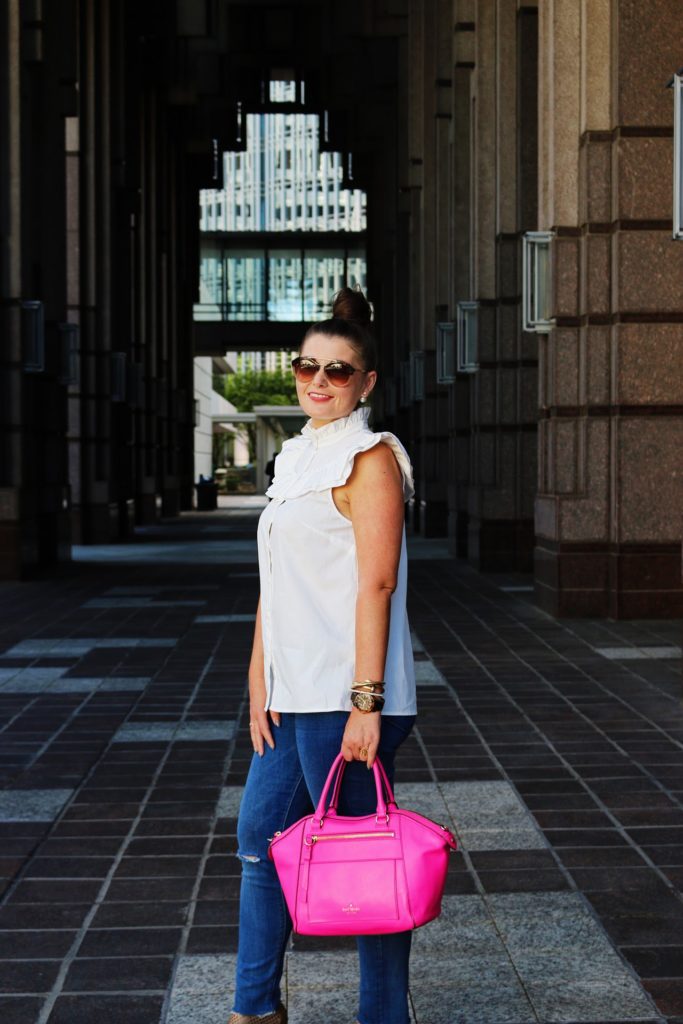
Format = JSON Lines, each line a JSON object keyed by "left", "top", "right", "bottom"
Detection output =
{"left": 332, "top": 286, "right": 372, "bottom": 326}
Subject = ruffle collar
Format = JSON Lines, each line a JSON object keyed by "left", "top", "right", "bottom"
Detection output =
{"left": 300, "top": 406, "right": 371, "bottom": 447}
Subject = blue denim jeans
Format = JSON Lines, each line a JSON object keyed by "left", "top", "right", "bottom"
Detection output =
{"left": 233, "top": 711, "right": 416, "bottom": 1024}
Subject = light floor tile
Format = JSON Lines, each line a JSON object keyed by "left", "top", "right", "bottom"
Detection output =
{"left": 113, "top": 720, "right": 236, "bottom": 743}
{"left": 414, "top": 661, "right": 446, "bottom": 686}
{"left": 172, "top": 954, "right": 237, "bottom": 993}
{"left": 216, "top": 786, "right": 245, "bottom": 818}
{"left": 0, "top": 637, "right": 177, "bottom": 658}
{"left": 411, "top": 631, "right": 425, "bottom": 653}
{"left": 0, "top": 788, "right": 74, "bottom": 821}
{"left": 487, "top": 892, "right": 617, "bottom": 957}
{"left": 459, "top": 827, "right": 548, "bottom": 851}
{"left": 593, "top": 645, "right": 681, "bottom": 660}
{"left": 83, "top": 598, "right": 205, "bottom": 608}
{"left": 194, "top": 614, "right": 256, "bottom": 624}
{"left": 393, "top": 782, "right": 452, "bottom": 825}
{"left": 499, "top": 585, "right": 535, "bottom": 592}
{"left": 166, "top": 991, "right": 230, "bottom": 1024}
{"left": 525, "top": 977, "right": 656, "bottom": 1022}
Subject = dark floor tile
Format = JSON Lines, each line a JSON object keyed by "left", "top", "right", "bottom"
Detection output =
{"left": 63, "top": 956, "right": 173, "bottom": 992}
{"left": 192, "top": 900, "right": 239, "bottom": 926}
{"left": 556, "top": 846, "right": 647, "bottom": 868}
{"left": 24, "top": 857, "right": 114, "bottom": 879}
{"left": 184, "top": 924, "right": 238, "bottom": 953}
{"left": 0, "top": 996, "right": 44, "bottom": 1023}
{"left": 543, "top": 828, "right": 629, "bottom": 847}
{"left": 7, "top": 880, "right": 101, "bottom": 904}
{"left": 0, "top": 960, "right": 62, "bottom": 993}
{"left": 91, "top": 901, "right": 189, "bottom": 928}
{"left": 568, "top": 867, "right": 668, "bottom": 892}
{"left": 600, "top": 915, "right": 683, "bottom": 946}
{"left": 443, "top": 871, "right": 478, "bottom": 894}
{"left": 78, "top": 927, "right": 182, "bottom": 958}
{"left": 469, "top": 850, "right": 558, "bottom": 871}
{"left": 113, "top": 856, "right": 202, "bottom": 879}
{"left": 622, "top": 946, "right": 683, "bottom": 978}
{"left": 642, "top": 979, "right": 683, "bottom": 1017}
{"left": 47, "top": 994, "right": 164, "bottom": 1023}
{"left": 105, "top": 878, "right": 196, "bottom": 902}
{"left": 476, "top": 869, "right": 570, "bottom": 893}
{"left": 0, "top": 930, "right": 76, "bottom": 959}
{"left": 0, "top": 904, "right": 90, "bottom": 930}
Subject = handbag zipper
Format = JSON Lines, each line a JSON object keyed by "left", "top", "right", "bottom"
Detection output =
{"left": 310, "top": 831, "right": 395, "bottom": 842}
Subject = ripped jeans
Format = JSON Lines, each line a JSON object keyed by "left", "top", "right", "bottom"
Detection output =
{"left": 233, "top": 711, "right": 416, "bottom": 1024}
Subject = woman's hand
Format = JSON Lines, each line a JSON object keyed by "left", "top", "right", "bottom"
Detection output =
{"left": 248, "top": 675, "right": 280, "bottom": 757}
{"left": 341, "top": 708, "right": 381, "bottom": 768}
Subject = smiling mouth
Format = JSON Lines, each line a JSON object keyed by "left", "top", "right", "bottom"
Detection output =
{"left": 307, "top": 392, "right": 333, "bottom": 399}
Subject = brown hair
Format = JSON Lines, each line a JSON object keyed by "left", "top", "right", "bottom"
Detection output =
{"left": 301, "top": 287, "right": 377, "bottom": 371}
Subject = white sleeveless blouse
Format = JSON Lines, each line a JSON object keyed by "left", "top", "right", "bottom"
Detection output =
{"left": 256, "top": 407, "right": 417, "bottom": 716}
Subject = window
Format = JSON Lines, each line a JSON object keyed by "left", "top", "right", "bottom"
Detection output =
{"left": 522, "top": 231, "right": 554, "bottom": 333}
{"left": 436, "top": 322, "right": 456, "bottom": 383}
{"left": 456, "top": 301, "right": 479, "bottom": 373}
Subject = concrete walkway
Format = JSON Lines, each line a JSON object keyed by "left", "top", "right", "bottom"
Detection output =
{"left": 0, "top": 499, "right": 682, "bottom": 1024}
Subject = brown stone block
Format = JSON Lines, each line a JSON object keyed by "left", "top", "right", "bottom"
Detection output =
{"left": 553, "top": 328, "right": 580, "bottom": 406}
{"left": 498, "top": 367, "right": 517, "bottom": 425}
{"left": 584, "top": 234, "right": 610, "bottom": 316}
{"left": 475, "top": 369, "right": 496, "bottom": 426}
{"left": 496, "top": 236, "right": 518, "bottom": 300}
{"left": 617, "top": 417, "right": 683, "bottom": 542}
{"left": 615, "top": 549, "right": 683, "bottom": 590}
{"left": 519, "top": 366, "right": 537, "bottom": 425}
{"left": 520, "top": 431, "right": 537, "bottom": 518}
{"left": 478, "top": 304, "right": 497, "bottom": 363}
{"left": 554, "top": 419, "right": 578, "bottom": 494}
{"left": 613, "top": 230, "right": 683, "bottom": 314}
{"left": 616, "top": 0, "right": 682, "bottom": 126}
{"left": 615, "top": 323, "right": 683, "bottom": 404}
{"left": 535, "top": 494, "right": 558, "bottom": 540}
{"left": 586, "top": 326, "right": 610, "bottom": 405}
{"left": 554, "top": 236, "right": 580, "bottom": 317}
{"left": 614, "top": 136, "right": 673, "bottom": 221}
{"left": 581, "top": 139, "right": 611, "bottom": 224}
{"left": 497, "top": 303, "right": 518, "bottom": 361}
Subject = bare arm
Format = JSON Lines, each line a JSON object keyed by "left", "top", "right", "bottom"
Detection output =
{"left": 334, "top": 443, "right": 405, "bottom": 767}
{"left": 248, "top": 596, "right": 281, "bottom": 755}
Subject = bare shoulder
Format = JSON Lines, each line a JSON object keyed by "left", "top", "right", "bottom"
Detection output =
{"left": 346, "top": 441, "right": 402, "bottom": 488}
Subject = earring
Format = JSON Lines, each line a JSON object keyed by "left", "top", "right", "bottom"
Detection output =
{"left": 360, "top": 394, "right": 367, "bottom": 403}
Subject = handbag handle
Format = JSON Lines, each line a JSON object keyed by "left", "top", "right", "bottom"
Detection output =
{"left": 313, "top": 752, "right": 398, "bottom": 826}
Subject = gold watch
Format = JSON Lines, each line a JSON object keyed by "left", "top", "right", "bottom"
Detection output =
{"left": 351, "top": 691, "right": 385, "bottom": 713}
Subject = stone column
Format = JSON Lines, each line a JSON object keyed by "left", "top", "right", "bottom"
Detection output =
{"left": 535, "top": 0, "right": 683, "bottom": 617}
{"left": 0, "top": 0, "right": 22, "bottom": 576}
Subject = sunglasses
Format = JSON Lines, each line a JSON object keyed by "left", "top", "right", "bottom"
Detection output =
{"left": 291, "top": 356, "right": 366, "bottom": 388}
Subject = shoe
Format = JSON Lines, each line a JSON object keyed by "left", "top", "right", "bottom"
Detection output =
{"left": 227, "top": 1004, "right": 287, "bottom": 1024}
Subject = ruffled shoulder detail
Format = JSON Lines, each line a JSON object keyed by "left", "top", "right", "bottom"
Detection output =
{"left": 266, "top": 429, "right": 414, "bottom": 502}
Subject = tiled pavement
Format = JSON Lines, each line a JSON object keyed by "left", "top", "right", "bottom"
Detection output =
{"left": 0, "top": 499, "right": 682, "bottom": 1023}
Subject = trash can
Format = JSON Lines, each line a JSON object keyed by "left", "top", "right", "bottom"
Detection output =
{"left": 195, "top": 476, "right": 218, "bottom": 511}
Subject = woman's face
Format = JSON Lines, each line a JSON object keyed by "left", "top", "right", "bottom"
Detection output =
{"left": 295, "top": 333, "right": 377, "bottom": 427}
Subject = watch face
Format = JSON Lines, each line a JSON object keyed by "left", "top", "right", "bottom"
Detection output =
{"left": 354, "top": 692, "right": 374, "bottom": 712}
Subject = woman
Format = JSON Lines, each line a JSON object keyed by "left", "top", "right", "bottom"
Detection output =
{"left": 229, "top": 287, "right": 417, "bottom": 1024}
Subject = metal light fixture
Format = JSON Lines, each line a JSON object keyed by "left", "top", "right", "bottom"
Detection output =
{"left": 409, "top": 351, "right": 425, "bottom": 400}
{"left": 436, "top": 322, "right": 456, "bottom": 383}
{"left": 522, "top": 231, "right": 554, "bottom": 333}
{"left": 668, "top": 69, "right": 683, "bottom": 239}
{"left": 456, "top": 301, "right": 479, "bottom": 373}
{"left": 21, "top": 300, "right": 45, "bottom": 373}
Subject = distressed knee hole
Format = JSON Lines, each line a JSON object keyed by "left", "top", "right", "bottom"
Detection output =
{"left": 237, "top": 851, "right": 260, "bottom": 863}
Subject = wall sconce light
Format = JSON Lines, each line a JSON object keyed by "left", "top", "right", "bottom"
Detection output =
{"left": 399, "top": 359, "right": 411, "bottom": 407}
{"left": 436, "top": 322, "right": 456, "bottom": 383}
{"left": 21, "top": 300, "right": 45, "bottom": 373}
{"left": 57, "top": 322, "right": 79, "bottom": 385}
{"left": 668, "top": 69, "right": 683, "bottom": 239}
{"left": 111, "top": 352, "right": 127, "bottom": 402}
{"left": 384, "top": 376, "right": 397, "bottom": 416}
{"left": 456, "top": 301, "right": 479, "bottom": 373}
{"left": 409, "top": 351, "right": 425, "bottom": 400}
{"left": 522, "top": 231, "right": 554, "bottom": 333}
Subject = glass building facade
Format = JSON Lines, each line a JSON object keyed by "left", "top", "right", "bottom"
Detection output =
{"left": 196, "top": 93, "right": 367, "bottom": 323}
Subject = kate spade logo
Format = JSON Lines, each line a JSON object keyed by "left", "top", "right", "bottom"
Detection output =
{"left": 342, "top": 903, "right": 360, "bottom": 914}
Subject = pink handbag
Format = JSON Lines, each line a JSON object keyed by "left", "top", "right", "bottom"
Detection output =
{"left": 268, "top": 752, "right": 458, "bottom": 935}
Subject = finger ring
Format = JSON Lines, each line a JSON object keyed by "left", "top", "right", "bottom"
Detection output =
{"left": 360, "top": 747, "right": 368, "bottom": 759}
